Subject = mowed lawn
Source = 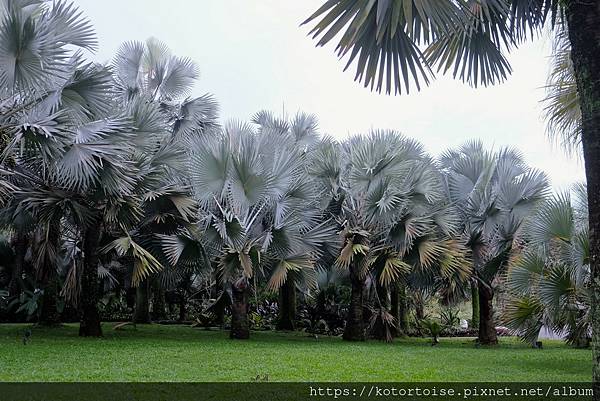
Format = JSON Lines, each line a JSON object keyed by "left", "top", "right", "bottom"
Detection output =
{"left": 0, "top": 324, "right": 591, "bottom": 382}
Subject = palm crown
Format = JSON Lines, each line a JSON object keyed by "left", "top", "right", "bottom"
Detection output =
{"left": 308, "top": 129, "right": 470, "bottom": 340}
{"left": 440, "top": 140, "right": 549, "bottom": 343}
{"left": 505, "top": 185, "right": 590, "bottom": 346}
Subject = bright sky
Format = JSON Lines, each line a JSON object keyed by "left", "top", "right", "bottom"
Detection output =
{"left": 77, "top": 0, "right": 585, "bottom": 190}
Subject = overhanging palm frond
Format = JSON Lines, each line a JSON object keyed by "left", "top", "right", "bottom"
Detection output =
{"left": 424, "top": 1, "right": 514, "bottom": 88}
{"left": 127, "top": 96, "right": 170, "bottom": 150}
{"left": 14, "top": 185, "right": 93, "bottom": 227}
{"left": 303, "top": 0, "right": 555, "bottom": 94}
{"left": 507, "top": 250, "right": 546, "bottom": 295}
{"left": 302, "top": 0, "right": 466, "bottom": 94}
{"left": 158, "top": 55, "right": 199, "bottom": 100}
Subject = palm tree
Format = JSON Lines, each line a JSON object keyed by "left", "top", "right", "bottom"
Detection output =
{"left": 440, "top": 141, "right": 549, "bottom": 344}
{"left": 178, "top": 118, "right": 335, "bottom": 339}
{"left": 251, "top": 110, "right": 327, "bottom": 330}
{"left": 308, "top": 130, "right": 469, "bottom": 341}
{"left": 5, "top": 89, "right": 184, "bottom": 334}
{"left": 0, "top": 6, "right": 212, "bottom": 334}
{"left": 303, "top": 0, "right": 600, "bottom": 381}
{"left": 505, "top": 185, "right": 590, "bottom": 347}
{"left": 105, "top": 38, "right": 218, "bottom": 325}
{"left": 0, "top": 0, "right": 104, "bottom": 327}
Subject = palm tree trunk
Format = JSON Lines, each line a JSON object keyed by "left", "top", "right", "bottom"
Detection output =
{"left": 38, "top": 274, "right": 60, "bottom": 326}
{"left": 477, "top": 281, "right": 497, "bottom": 345}
{"left": 230, "top": 281, "right": 249, "bottom": 339}
{"left": 343, "top": 262, "right": 365, "bottom": 341}
{"left": 414, "top": 292, "right": 425, "bottom": 321}
{"left": 38, "top": 223, "right": 61, "bottom": 327}
{"left": 211, "top": 271, "right": 224, "bottom": 326}
{"left": 400, "top": 287, "right": 409, "bottom": 333}
{"left": 178, "top": 294, "right": 186, "bottom": 322}
{"left": 371, "top": 281, "right": 389, "bottom": 340}
{"left": 79, "top": 225, "right": 103, "bottom": 337}
{"left": 8, "top": 230, "right": 27, "bottom": 299}
{"left": 471, "top": 281, "right": 480, "bottom": 330}
{"left": 390, "top": 283, "right": 400, "bottom": 336}
{"left": 134, "top": 279, "right": 151, "bottom": 324}
{"left": 390, "top": 283, "right": 409, "bottom": 336}
{"left": 151, "top": 281, "right": 167, "bottom": 321}
{"left": 565, "top": 2, "right": 600, "bottom": 396}
{"left": 276, "top": 279, "right": 296, "bottom": 331}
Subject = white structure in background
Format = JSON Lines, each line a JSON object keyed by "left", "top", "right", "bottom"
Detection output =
{"left": 538, "top": 326, "right": 566, "bottom": 340}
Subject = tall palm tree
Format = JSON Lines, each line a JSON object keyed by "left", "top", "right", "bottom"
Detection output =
{"left": 174, "top": 118, "right": 335, "bottom": 339}
{"left": 0, "top": 0, "right": 105, "bottom": 327}
{"left": 505, "top": 185, "right": 590, "bottom": 347}
{"left": 251, "top": 110, "right": 327, "bottom": 330}
{"left": 308, "top": 130, "right": 470, "bottom": 341}
{"left": 303, "top": 0, "right": 600, "bottom": 382}
{"left": 0, "top": 7, "right": 212, "bottom": 335}
{"left": 106, "top": 38, "right": 218, "bottom": 325}
{"left": 440, "top": 141, "right": 549, "bottom": 344}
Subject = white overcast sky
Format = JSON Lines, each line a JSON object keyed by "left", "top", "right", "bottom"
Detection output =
{"left": 77, "top": 0, "right": 584, "bottom": 190}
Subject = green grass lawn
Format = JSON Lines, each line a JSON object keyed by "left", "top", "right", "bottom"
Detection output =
{"left": 0, "top": 323, "right": 591, "bottom": 382}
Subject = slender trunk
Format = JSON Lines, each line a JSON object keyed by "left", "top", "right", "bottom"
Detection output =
{"left": 565, "top": 2, "right": 600, "bottom": 395}
{"left": 414, "top": 293, "right": 425, "bottom": 321}
{"left": 371, "top": 281, "right": 389, "bottom": 340}
{"left": 230, "top": 281, "right": 249, "bottom": 339}
{"left": 178, "top": 295, "right": 186, "bottom": 322}
{"left": 276, "top": 279, "right": 296, "bottom": 331}
{"left": 126, "top": 287, "right": 136, "bottom": 309}
{"left": 477, "top": 281, "right": 498, "bottom": 345}
{"left": 379, "top": 283, "right": 389, "bottom": 308}
{"left": 38, "top": 223, "right": 60, "bottom": 327}
{"left": 38, "top": 274, "right": 60, "bottom": 326}
{"left": 211, "top": 272, "right": 224, "bottom": 326}
{"left": 165, "top": 291, "right": 175, "bottom": 315}
{"left": 390, "top": 283, "right": 400, "bottom": 337}
{"left": 133, "top": 279, "right": 150, "bottom": 324}
{"left": 214, "top": 296, "right": 224, "bottom": 327}
{"left": 343, "top": 262, "right": 365, "bottom": 341}
{"left": 398, "top": 284, "right": 409, "bottom": 334}
{"left": 79, "top": 225, "right": 103, "bottom": 337}
{"left": 8, "top": 230, "right": 27, "bottom": 299}
{"left": 151, "top": 281, "right": 167, "bottom": 321}
{"left": 471, "top": 281, "right": 480, "bottom": 330}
